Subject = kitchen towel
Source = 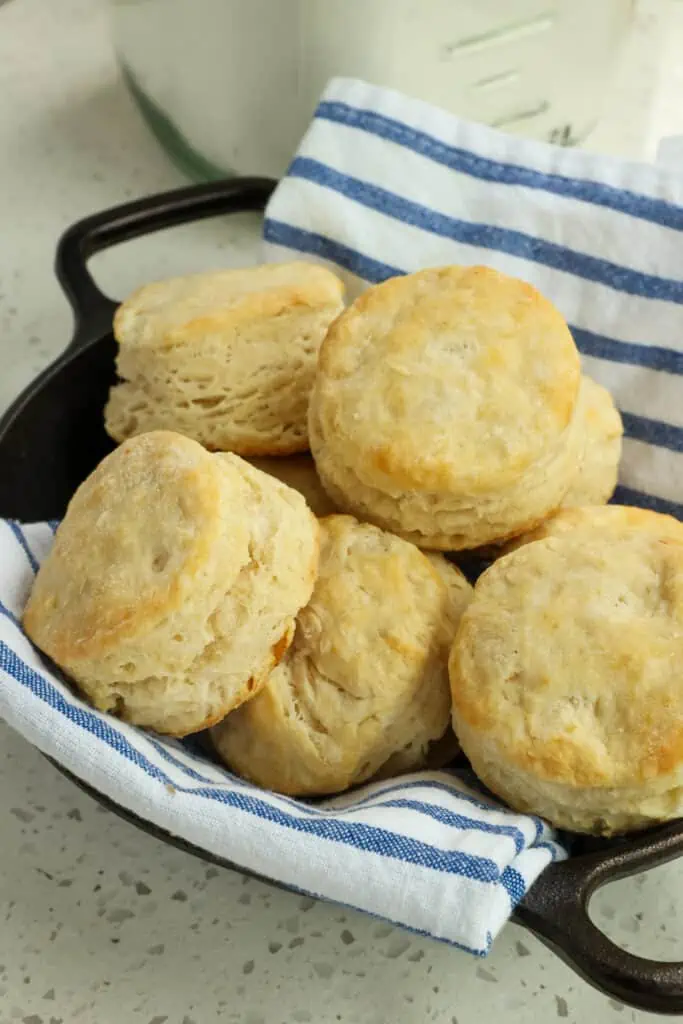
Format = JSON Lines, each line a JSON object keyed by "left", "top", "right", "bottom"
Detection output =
{"left": 264, "top": 77, "right": 683, "bottom": 518}
{"left": 2, "top": 77, "right": 683, "bottom": 960}
{"left": 0, "top": 520, "right": 563, "bottom": 958}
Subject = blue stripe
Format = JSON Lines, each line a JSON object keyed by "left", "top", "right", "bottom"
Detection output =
{"left": 572, "top": 327, "right": 683, "bottom": 376}
{"left": 6, "top": 521, "right": 39, "bottom": 574}
{"left": 264, "top": 219, "right": 401, "bottom": 283}
{"left": 130, "top": 753, "right": 502, "bottom": 954}
{"left": 0, "top": 601, "right": 21, "bottom": 629}
{"left": 621, "top": 411, "right": 683, "bottom": 453}
{"left": 358, "top": 799, "right": 526, "bottom": 854}
{"left": 316, "top": 100, "right": 683, "bottom": 233}
{"left": 500, "top": 865, "right": 526, "bottom": 905}
{"left": 340, "top": 777, "right": 550, "bottom": 843}
{"left": 0, "top": 537, "right": 551, "bottom": 851}
{"left": 154, "top": 737, "right": 342, "bottom": 821}
{"left": 0, "top": 636, "right": 522, "bottom": 897}
{"left": 148, "top": 735, "right": 217, "bottom": 784}
{"left": 287, "top": 157, "right": 683, "bottom": 305}
{"left": 51, "top": 677, "right": 547, "bottom": 843}
{"left": 47, "top": 520, "right": 59, "bottom": 535}
{"left": 0, "top": 681, "right": 493, "bottom": 956}
{"left": 151, "top": 742, "right": 536, "bottom": 854}
{"left": 612, "top": 487, "right": 683, "bottom": 519}
{"left": 267, "top": 220, "right": 683, "bottom": 381}
{"left": 150, "top": 731, "right": 531, "bottom": 855}
{"left": 537, "top": 840, "right": 564, "bottom": 860}
{"left": 174, "top": 729, "right": 546, "bottom": 850}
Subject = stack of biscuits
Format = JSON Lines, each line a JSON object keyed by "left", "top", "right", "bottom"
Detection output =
{"left": 309, "top": 265, "right": 621, "bottom": 550}
{"left": 26, "top": 258, "right": 683, "bottom": 837}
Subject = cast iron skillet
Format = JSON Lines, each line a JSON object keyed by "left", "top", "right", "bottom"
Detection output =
{"left": 1, "top": 176, "right": 683, "bottom": 1014}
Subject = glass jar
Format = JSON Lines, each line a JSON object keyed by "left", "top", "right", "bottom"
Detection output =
{"left": 109, "top": 0, "right": 635, "bottom": 180}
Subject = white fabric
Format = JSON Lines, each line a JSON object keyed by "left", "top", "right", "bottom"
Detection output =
{"left": 0, "top": 520, "right": 564, "bottom": 957}
{"left": 264, "top": 77, "right": 683, "bottom": 520}
{"left": 3, "top": 76, "right": 683, "bottom": 957}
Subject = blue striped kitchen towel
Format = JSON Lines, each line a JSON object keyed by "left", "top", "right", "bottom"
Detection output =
{"left": 263, "top": 77, "right": 683, "bottom": 519}
{"left": 0, "top": 519, "right": 564, "bottom": 956}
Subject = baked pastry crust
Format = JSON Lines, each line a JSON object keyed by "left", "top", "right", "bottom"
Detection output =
{"left": 212, "top": 515, "right": 471, "bottom": 795}
{"left": 450, "top": 505, "right": 683, "bottom": 834}
{"left": 490, "top": 376, "right": 622, "bottom": 556}
{"left": 24, "top": 431, "right": 319, "bottom": 736}
{"left": 560, "top": 375, "right": 623, "bottom": 508}
{"left": 309, "top": 265, "right": 582, "bottom": 549}
{"left": 105, "top": 262, "right": 344, "bottom": 455}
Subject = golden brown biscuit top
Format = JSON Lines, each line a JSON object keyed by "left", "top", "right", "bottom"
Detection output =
{"left": 510, "top": 504, "right": 683, "bottom": 549}
{"left": 211, "top": 514, "right": 460, "bottom": 795}
{"left": 451, "top": 506, "right": 683, "bottom": 788}
{"left": 558, "top": 376, "right": 623, "bottom": 508}
{"left": 314, "top": 265, "right": 580, "bottom": 493}
{"left": 299, "top": 515, "right": 448, "bottom": 694}
{"left": 114, "top": 261, "right": 345, "bottom": 350}
{"left": 424, "top": 554, "right": 473, "bottom": 634}
{"left": 579, "top": 376, "right": 622, "bottom": 443}
{"left": 23, "top": 431, "right": 250, "bottom": 661}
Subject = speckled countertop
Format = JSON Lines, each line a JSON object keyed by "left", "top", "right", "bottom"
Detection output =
{"left": 1, "top": 2, "right": 683, "bottom": 1022}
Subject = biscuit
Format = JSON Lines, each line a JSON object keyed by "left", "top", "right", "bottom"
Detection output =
{"left": 23, "top": 431, "right": 319, "bottom": 736}
{"left": 375, "top": 552, "right": 469, "bottom": 776}
{"left": 105, "top": 262, "right": 344, "bottom": 455}
{"left": 425, "top": 553, "right": 474, "bottom": 635}
{"left": 486, "top": 376, "right": 622, "bottom": 557}
{"left": 450, "top": 505, "right": 683, "bottom": 834}
{"left": 560, "top": 376, "right": 622, "bottom": 508}
{"left": 247, "top": 455, "right": 337, "bottom": 517}
{"left": 503, "top": 502, "right": 683, "bottom": 557}
{"left": 212, "top": 515, "right": 472, "bottom": 795}
{"left": 309, "top": 265, "right": 582, "bottom": 550}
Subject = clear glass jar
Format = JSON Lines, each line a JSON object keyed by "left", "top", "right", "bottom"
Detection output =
{"left": 109, "top": 0, "right": 635, "bottom": 180}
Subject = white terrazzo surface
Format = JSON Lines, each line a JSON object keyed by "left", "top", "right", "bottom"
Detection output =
{"left": 1, "top": 1, "right": 683, "bottom": 1021}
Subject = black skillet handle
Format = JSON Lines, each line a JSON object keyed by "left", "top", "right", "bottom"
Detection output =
{"left": 55, "top": 176, "right": 277, "bottom": 352}
{"left": 516, "top": 821, "right": 683, "bottom": 1014}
